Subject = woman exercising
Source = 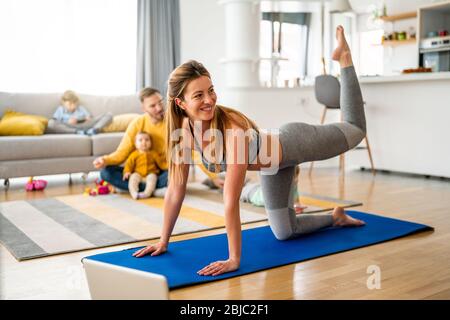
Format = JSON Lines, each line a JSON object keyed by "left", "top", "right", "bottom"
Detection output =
{"left": 133, "top": 26, "right": 366, "bottom": 276}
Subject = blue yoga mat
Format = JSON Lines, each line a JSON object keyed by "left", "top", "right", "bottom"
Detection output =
{"left": 84, "top": 211, "right": 432, "bottom": 289}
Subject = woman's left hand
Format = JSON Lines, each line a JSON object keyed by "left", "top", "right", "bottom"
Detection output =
{"left": 197, "top": 258, "right": 240, "bottom": 276}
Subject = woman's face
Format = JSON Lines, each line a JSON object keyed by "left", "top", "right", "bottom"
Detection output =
{"left": 176, "top": 76, "right": 217, "bottom": 122}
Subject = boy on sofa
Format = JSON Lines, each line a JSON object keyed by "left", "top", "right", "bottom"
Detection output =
{"left": 123, "top": 132, "right": 163, "bottom": 199}
{"left": 46, "top": 90, "right": 113, "bottom": 135}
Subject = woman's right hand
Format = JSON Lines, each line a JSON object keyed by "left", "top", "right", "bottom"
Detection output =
{"left": 132, "top": 242, "right": 168, "bottom": 258}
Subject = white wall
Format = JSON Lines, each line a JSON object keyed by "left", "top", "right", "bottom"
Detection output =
{"left": 179, "top": 0, "right": 226, "bottom": 97}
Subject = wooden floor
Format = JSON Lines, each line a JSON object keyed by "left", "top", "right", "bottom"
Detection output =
{"left": 1, "top": 167, "right": 449, "bottom": 300}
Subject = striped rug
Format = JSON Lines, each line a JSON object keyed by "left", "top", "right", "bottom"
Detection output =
{"left": 0, "top": 184, "right": 361, "bottom": 261}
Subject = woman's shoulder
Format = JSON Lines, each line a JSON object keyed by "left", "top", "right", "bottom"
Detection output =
{"left": 181, "top": 117, "right": 190, "bottom": 128}
{"left": 220, "top": 107, "right": 247, "bottom": 131}
{"left": 180, "top": 117, "right": 196, "bottom": 136}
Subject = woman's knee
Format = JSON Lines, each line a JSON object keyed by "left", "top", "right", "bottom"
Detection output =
{"left": 270, "top": 227, "right": 294, "bottom": 241}
{"left": 334, "top": 122, "right": 366, "bottom": 150}
{"left": 267, "top": 210, "right": 295, "bottom": 241}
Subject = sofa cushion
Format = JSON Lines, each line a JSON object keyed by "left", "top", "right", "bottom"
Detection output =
{"left": 78, "top": 94, "right": 141, "bottom": 117}
{"left": 91, "top": 132, "right": 124, "bottom": 156}
{"left": 0, "top": 109, "right": 49, "bottom": 136}
{"left": 0, "top": 134, "right": 92, "bottom": 161}
{"left": 101, "top": 113, "right": 140, "bottom": 133}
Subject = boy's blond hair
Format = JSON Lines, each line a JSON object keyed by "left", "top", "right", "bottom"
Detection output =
{"left": 61, "top": 90, "right": 79, "bottom": 105}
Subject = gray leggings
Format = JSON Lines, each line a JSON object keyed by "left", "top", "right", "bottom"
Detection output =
{"left": 260, "top": 66, "right": 366, "bottom": 240}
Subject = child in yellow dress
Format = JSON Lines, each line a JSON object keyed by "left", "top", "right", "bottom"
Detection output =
{"left": 123, "top": 132, "right": 163, "bottom": 199}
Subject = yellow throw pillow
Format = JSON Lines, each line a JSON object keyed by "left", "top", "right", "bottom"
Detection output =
{"left": 0, "top": 109, "right": 48, "bottom": 136}
{"left": 101, "top": 113, "right": 140, "bottom": 133}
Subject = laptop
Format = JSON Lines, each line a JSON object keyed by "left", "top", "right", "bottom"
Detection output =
{"left": 82, "top": 258, "right": 169, "bottom": 300}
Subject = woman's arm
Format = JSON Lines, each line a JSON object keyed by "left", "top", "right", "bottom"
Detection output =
{"left": 133, "top": 164, "right": 190, "bottom": 257}
{"left": 160, "top": 164, "right": 190, "bottom": 244}
{"left": 197, "top": 125, "right": 248, "bottom": 276}
{"left": 223, "top": 162, "right": 247, "bottom": 260}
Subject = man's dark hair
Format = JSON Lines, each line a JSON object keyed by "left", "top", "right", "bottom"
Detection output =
{"left": 139, "top": 87, "right": 160, "bottom": 102}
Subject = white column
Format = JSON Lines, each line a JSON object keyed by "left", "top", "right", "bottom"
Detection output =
{"left": 218, "top": 0, "right": 261, "bottom": 88}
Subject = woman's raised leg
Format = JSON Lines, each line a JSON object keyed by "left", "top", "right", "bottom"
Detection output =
{"left": 279, "top": 26, "right": 366, "bottom": 167}
{"left": 260, "top": 26, "right": 365, "bottom": 240}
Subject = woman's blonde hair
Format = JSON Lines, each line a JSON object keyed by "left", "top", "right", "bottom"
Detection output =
{"left": 61, "top": 90, "right": 79, "bottom": 105}
{"left": 165, "top": 60, "right": 258, "bottom": 184}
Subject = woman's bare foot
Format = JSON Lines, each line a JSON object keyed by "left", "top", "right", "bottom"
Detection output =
{"left": 332, "top": 206, "right": 365, "bottom": 227}
{"left": 331, "top": 25, "right": 353, "bottom": 68}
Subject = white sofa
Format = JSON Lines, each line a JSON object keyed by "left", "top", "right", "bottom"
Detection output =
{"left": 0, "top": 91, "right": 141, "bottom": 186}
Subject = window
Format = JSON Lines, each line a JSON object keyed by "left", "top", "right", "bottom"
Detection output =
{"left": 260, "top": 17, "right": 309, "bottom": 87}
{"left": 259, "top": 0, "right": 315, "bottom": 88}
{"left": 0, "top": 0, "right": 137, "bottom": 95}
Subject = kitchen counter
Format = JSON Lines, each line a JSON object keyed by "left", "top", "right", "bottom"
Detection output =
{"left": 359, "top": 72, "right": 450, "bottom": 83}
{"left": 357, "top": 76, "right": 450, "bottom": 177}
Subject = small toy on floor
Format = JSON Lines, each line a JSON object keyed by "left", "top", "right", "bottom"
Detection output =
{"left": 84, "top": 179, "right": 113, "bottom": 196}
{"left": 25, "top": 177, "right": 47, "bottom": 191}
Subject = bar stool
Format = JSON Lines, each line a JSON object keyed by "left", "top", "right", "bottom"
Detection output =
{"left": 308, "top": 74, "right": 375, "bottom": 176}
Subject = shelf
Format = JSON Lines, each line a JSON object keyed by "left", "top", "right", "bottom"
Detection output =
{"left": 380, "top": 11, "right": 417, "bottom": 22}
{"left": 382, "top": 38, "right": 417, "bottom": 46}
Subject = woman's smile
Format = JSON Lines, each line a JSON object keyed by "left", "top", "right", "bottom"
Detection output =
{"left": 200, "top": 105, "right": 213, "bottom": 113}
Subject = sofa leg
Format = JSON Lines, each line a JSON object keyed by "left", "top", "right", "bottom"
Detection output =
{"left": 3, "top": 178, "right": 10, "bottom": 189}
{"left": 69, "top": 173, "right": 73, "bottom": 185}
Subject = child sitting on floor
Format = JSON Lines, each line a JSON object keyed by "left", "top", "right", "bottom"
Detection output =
{"left": 123, "top": 132, "right": 163, "bottom": 199}
{"left": 46, "top": 90, "right": 112, "bottom": 135}
{"left": 240, "top": 165, "right": 306, "bottom": 213}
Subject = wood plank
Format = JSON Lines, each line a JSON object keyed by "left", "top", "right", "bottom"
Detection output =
{"left": 380, "top": 12, "right": 417, "bottom": 22}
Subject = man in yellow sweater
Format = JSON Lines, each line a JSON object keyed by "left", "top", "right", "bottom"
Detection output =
{"left": 93, "top": 87, "right": 223, "bottom": 193}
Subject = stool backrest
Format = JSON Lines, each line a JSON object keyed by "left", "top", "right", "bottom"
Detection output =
{"left": 314, "top": 75, "right": 341, "bottom": 109}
